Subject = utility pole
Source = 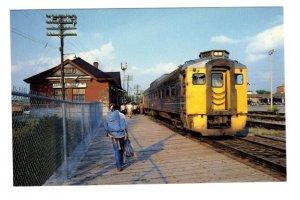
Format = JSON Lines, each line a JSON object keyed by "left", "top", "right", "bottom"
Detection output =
{"left": 268, "top": 49, "right": 275, "bottom": 110}
{"left": 126, "top": 75, "right": 133, "bottom": 95}
{"left": 46, "top": 14, "right": 77, "bottom": 100}
{"left": 46, "top": 14, "right": 77, "bottom": 180}
{"left": 121, "top": 62, "right": 127, "bottom": 103}
{"left": 134, "top": 84, "right": 140, "bottom": 102}
{"left": 134, "top": 84, "right": 140, "bottom": 95}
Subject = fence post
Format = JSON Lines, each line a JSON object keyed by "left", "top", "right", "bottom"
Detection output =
{"left": 81, "top": 103, "right": 85, "bottom": 145}
{"left": 62, "top": 102, "right": 68, "bottom": 180}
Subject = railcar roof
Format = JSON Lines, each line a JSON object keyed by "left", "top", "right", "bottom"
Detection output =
{"left": 182, "top": 57, "right": 246, "bottom": 69}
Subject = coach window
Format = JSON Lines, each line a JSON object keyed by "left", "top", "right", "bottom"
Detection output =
{"left": 171, "top": 86, "right": 176, "bottom": 96}
{"left": 212, "top": 73, "right": 223, "bottom": 87}
{"left": 192, "top": 73, "right": 205, "bottom": 85}
{"left": 235, "top": 74, "right": 243, "bottom": 85}
{"left": 166, "top": 87, "right": 170, "bottom": 97}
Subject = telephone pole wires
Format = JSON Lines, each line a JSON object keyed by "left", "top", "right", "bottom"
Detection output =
{"left": 46, "top": 14, "right": 77, "bottom": 100}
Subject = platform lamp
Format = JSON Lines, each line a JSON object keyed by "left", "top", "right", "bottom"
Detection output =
{"left": 121, "top": 62, "right": 128, "bottom": 102}
{"left": 268, "top": 49, "right": 275, "bottom": 110}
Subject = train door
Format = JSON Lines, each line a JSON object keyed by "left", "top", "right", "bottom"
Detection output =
{"left": 211, "top": 70, "right": 229, "bottom": 111}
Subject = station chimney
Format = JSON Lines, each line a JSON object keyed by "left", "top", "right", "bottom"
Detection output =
{"left": 93, "top": 62, "right": 99, "bottom": 69}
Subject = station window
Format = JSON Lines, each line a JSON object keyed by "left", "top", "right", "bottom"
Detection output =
{"left": 212, "top": 73, "right": 223, "bottom": 87}
{"left": 235, "top": 74, "right": 243, "bottom": 85}
{"left": 54, "top": 89, "right": 62, "bottom": 99}
{"left": 192, "top": 73, "right": 205, "bottom": 85}
{"left": 73, "top": 89, "right": 85, "bottom": 101}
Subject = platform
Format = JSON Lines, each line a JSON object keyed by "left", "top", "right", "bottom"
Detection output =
{"left": 57, "top": 115, "right": 279, "bottom": 185}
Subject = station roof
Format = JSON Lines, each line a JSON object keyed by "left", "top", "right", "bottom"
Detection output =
{"left": 24, "top": 57, "right": 123, "bottom": 89}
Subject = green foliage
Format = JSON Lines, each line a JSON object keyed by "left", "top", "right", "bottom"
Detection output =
{"left": 267, "top": 106, "right": 280, "bottom": 114}
{"left": 256, "top": 89, "right": 270, "bottom": 94}
{"left": 66, "top": 119, "right": 82, "bottom": 156}
{"left": 12, "top": 115, "right": 82, "bottom": 186}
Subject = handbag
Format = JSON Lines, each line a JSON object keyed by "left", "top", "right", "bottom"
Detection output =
{"left": 124, "top": 138, "right": 138, "bottom": 162}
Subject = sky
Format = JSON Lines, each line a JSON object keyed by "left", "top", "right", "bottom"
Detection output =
{"left": 10, "top": 7, "right": 284, "bottom": 94}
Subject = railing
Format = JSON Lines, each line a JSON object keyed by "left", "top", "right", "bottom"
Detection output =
{"left": 12, "top": 90, "right": 103, "bottom": 186}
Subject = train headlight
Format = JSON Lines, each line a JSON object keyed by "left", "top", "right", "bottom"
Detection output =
{"left": 213, "top": 51, "right": 224, "bottom": 57}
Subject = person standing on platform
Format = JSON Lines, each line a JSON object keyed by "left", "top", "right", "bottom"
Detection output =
{"left": 120, "top": 103, "right": 126, "bottom": 115}
{"left": 133, "top": 102, "right": 138, "bottom": 114}
{"left": 103, "top": 104, "right": 128, "bottom": 171}
{"left": 126, "top": 102, "right": 133, "bottom": 118}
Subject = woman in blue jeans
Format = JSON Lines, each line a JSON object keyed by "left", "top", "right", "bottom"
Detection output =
{"left": 103, "top": 104, "right": 128, "bottom": 171}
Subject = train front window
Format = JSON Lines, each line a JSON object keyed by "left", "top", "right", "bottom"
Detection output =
{"left": 235, "top": 74, "right": 243, "bottom": 85}
{"left": 212, "top": 73, "right": 223, "bottom": 87}
{"left": 192, "top": 73, "right": 205, "bottom": 85}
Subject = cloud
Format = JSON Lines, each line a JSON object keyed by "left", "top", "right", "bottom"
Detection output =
{"left": 136, "top": 62, "right": 178, "bottom": 75}
{"left": 12, "top": 42, "right": 116, "bottom": 88}
{"left": 93, "top": 33, "right": 102, "bottom": 39}
{"left": 129, "top": 62, "right": 178, "bottom": 90}
{"left": 65, "top": 42, "right": 116, "bottom": 67}
{"left": 246, "top": 24, "right": 284, "bottom": 62}
{"left": 11, "top": 64, "right": 23, "bottom": 73}
{"left": 211, "top": 35, "right": 240, "bottom": 44}
{"left": 12, "top": 56, "right": 60, "bottom": 75}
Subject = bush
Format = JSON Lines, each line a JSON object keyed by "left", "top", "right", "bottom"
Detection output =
{"left": 267, "top": 106, "right": 280, "bottom": 114}
{"left": 12, "top": 115, "right": 63, "bottom": 186}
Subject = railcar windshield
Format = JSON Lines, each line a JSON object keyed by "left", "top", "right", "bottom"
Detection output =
{"left": 192, "top": 73, "right": 205, "bottom": 85}
{"left": 212, "top": 73, "right": 223, "bottom": 87}
{"left": 235, "top": 74, "right": 243, "bottom": 85}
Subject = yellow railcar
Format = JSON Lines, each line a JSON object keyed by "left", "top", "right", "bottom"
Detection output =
{"left": 143, "top": 50, "right": 248, "bottom": 136}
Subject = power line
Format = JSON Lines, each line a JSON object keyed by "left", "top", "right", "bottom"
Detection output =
{"left": 46, "top": 14, "right": 77, "bottom": 100}
{"left": 11, "top": 27, "right": 58, "bottom": 49}
{"left": 65, "top": 38, "right": 97, "bottom": 61}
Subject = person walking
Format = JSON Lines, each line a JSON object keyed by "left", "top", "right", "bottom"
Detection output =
{"left": 126, "top": 102, "right": 133, "bottom": 118}
{"left": 120, "top": 103, "right": 126, "bottom": 115}
{"left": 103, "top": 104, "right": 128, "bottom": 171}
{"left": 133, "top": 102, "right": 138, "bottom": 114}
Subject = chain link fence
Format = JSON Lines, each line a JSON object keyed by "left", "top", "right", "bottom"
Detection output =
{"left": 12, "top": 90, "right": 103, "bottom": 186}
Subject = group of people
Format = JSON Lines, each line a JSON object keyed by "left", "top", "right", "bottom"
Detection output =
{"left": 103, "top": 104, "right": 137, "bottom": 171}
{"left": 118, "top": 102, "right": 141, "bottom": 118}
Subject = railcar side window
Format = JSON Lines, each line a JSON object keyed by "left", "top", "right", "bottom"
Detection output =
{"left": 192, "top": 73, "right": 205, "bottom": 85}
{"left": 212, "top": 73, "right": 223, "bottom": 87}
{"left": 166, "top": 87, "right": 170, "bottom": 97}
{"left": 235, "top": 74, "right": 243, "bottom": 85}
{"left": 171, "top": 86, "right": 176, "bottom": 96}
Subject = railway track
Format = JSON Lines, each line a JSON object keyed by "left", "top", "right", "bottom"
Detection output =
{"left": 147, "top": 115, "right": 286, "bottom": 179}
{"left": 247, "top": 113, "right": 285, "bottom": 122}
{"left": 246, "top": 120, "right": 285, "bottom": 130}
{"left": 248, "top": 111, "right": 285, "bottom": 116}
{"left": 247, "top": 111, "right": 285, "bottom": 130}
{"left": 204, "top": 136, "right": 286, "bottom": 174}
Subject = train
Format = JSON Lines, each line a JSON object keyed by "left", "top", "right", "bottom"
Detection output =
{"left": 143, "top": 50, "right": 248, "bottom": 136}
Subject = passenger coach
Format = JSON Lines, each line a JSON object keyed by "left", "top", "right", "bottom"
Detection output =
{"left": 143, "top": 50, "right": 248, "bottom": 136}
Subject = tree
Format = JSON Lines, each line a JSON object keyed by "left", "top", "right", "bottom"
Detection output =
{"left": 256, "top": 89, "right": 270, "bottom": 94}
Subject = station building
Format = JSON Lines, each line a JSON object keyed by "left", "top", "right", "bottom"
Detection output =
{"left": 247, "top": 84, "right": 285, "bottom": 105}
{"left": 24, "top": 57, "right": 124, "bottom": 108}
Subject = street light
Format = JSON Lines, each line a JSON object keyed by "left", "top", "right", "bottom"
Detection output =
{"left": 268, "top": 49, "right": 275, "bottom": 110}
{"left": 121, "top": 62, "right": 127, "bottom": 103}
